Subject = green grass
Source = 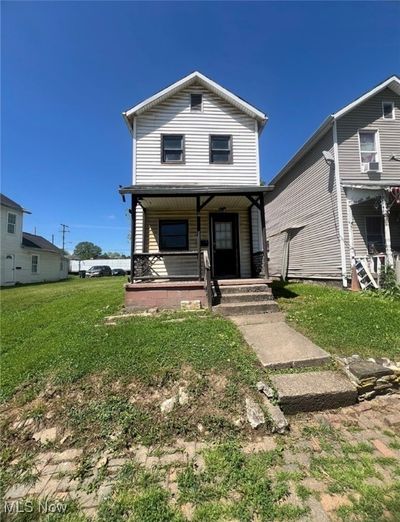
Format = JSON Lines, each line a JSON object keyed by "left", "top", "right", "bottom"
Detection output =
{"left": 1, "top": 277, "right": 262, "bottom": 402}
{"left": 273, "top": 281, "right": 400, "bottom": 359}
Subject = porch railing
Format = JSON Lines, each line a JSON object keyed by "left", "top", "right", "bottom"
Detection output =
{"left": 358, "top": 253, "right": 400, "bottom": 286}
{"left": 132, "top": 251, "right": 199, "bottom": 280}
{"left": 203, "top": 250, "right": 213, "bottom": 310}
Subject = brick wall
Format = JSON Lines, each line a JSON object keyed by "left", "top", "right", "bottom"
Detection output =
{"left": 125, "top": 282, "right": 207, "bottom": 310}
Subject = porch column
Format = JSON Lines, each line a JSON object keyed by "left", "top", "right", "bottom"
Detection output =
{"left": 248, "top": 204, "right": 254, "bottom": 277}
{"left": 130, "top": 195, "right": 137, "bottom": 283}
{"left": 381, "top": 194, "right": 394, "bottom": 266}
{"left": 196, "top": 196, "right": 201, "bottom": 280}
{"left": 259, "top": 193, "right": 269, "bottom": 278}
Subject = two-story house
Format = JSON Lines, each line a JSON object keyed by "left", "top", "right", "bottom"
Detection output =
{"left": 265, "top": 75, "right": 400, "bottom": 288}
{"left": 119, "top": 72, "right": 277, "bottom": 313}
{"left": 0, "top": 194, "right": 68, "bottom": 286}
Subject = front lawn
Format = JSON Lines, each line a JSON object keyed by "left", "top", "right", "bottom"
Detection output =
{"left": 273, "top": 282, "right": 400, "bottom": 360}
{"left": 1, "top": 277, "right": 261, "bottom": 403}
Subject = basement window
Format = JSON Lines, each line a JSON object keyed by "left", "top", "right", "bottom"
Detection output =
{"left": 159, "top": 220, "right": 188, "bottom": 251}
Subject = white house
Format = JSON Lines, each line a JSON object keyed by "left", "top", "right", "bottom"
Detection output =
{"left": 0, "top": 194, "right": 69, "bottom": 286}
{"left": 119, "top": 72, "right": 277, "bottom": 314}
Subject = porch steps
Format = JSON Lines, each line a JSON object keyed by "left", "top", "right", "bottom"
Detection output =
{"left": 213, "top": 279, "right": 278, "bottom": 316}
{"left": 218, "top": 291, "right": 274, "bottom": 304}
{"left": 270, "top": 371, "right": 358, "bottom": 414}
{"left": 214, "top": 300, "right": 279, "bottom": 316}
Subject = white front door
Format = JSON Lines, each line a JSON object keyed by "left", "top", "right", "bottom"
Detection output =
{"left": 5, "top": 254, "right": 15, "bottom": 283}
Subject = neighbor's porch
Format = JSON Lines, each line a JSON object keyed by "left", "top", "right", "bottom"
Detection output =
{"left": 119, "top": 185, "right": 273, "bottom": 309}
{"left": 344, "top": 185, "right": 400, "bottom": 285}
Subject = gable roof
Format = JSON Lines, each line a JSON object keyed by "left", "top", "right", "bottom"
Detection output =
{"left": 271, "top": 75, "right": 400, "bottom": 185}
{"left": 123, "top": 71, "right": 268, "bottom": 133}
{"left": 1, "top": 193, "right": 23, "bottom": 212}
{"left": 22, "top": 232, "right": 64, "bottom": 254}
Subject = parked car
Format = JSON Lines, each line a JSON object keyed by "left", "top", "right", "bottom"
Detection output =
{"left": 86, "top": 265, "right": 112, "bottom": 278}
{"left": 112, "top": 268, "right": 126, "bottom": 276}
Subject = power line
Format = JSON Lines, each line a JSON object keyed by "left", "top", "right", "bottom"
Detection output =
{"left": 60, "top": 224, "right": 70, "bottom": 252}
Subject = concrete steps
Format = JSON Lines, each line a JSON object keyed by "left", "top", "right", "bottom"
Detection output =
{"left": 214, "top": 300, "right": 279, "bottom": 316}
{"left": 218, "top": 291, "right": 274, "bottom": 304}
{"left": 218, "top": 284, "right": 271, "bottom": 294}
{"left": 270, "top": 371, "right": 358, "bottom": 414}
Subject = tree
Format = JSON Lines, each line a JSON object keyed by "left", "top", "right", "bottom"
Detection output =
{"left": 73, "top": 241, "right": 102, "bottom": 260}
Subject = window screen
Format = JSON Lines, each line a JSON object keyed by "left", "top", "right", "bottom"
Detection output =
{"left": 162, "top": 135, "right": 184, "bottom": 163}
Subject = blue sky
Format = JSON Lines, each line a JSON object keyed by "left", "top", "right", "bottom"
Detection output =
{"left": 2, "top": 1, "right": 399, "bottom": 254}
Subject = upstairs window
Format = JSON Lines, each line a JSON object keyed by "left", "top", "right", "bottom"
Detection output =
{"left": 190, "top": 93, "right": 202, "bottom": 112}
{"left": 359, "top": 130, "right": 381, "bottom": 172}
{"left": 32, "top": 255, "right": 39, "bottom": 273}
{"left": 7, "top": 213, "right": 16, "bottom": 234}
{"left": 159, "top": 220, "right": 188, "bottom": 251}
{"left": 210, "top": 135, "right": 232, "bottom": 164}
{"left": 382, "top": 101, "right": 395, "bottom": 120}
{"left": 161, "top": 135, "right": 184, "bottom": 163}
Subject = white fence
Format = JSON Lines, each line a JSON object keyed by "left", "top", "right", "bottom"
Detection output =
{"left": 69, "top": 259, "right": 131, "bottom": 274}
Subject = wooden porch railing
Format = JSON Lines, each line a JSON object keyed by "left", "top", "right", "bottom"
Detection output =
{"left": 203, "top": 250, "right": 213, "bottom": 310}
{"left": 132, "top": 251, "right": 199, "bottom": 280}
{"left": 358, "top": 253, "right": 400, "bottom": 286}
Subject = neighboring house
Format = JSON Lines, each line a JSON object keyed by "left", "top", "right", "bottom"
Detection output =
{"left": 265, "top": 76, "right": 400, "bottom": 287}
{"left": 119, "top": 71, "right": 276, "bottom": 313}
{"left": 0, "top": 194, "right": 68, "bottom": 286}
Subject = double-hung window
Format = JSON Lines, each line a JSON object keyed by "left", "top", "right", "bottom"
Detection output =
{"left": 210, "top": 135, "right": 232, "bottom": 164}
{"left": 161, "top": 135, "right": 184, "bottom": 163}
{"left": 32, "top": 255, "right": 39, "bottom": 274}
{"left": 359, "top": 130, "right": 381, "bottom": 172}
{"left": 7, "top": 213, "right": 16, "bottom": 234}
{"left": 159, "top": 220, "right": 188, "bottom": 251}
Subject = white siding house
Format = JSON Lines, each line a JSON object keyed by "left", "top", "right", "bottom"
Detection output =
{"left": 118, "top": 72, "right": 274, "bottom": 312}
{"left": 0, "top": 194, "right": 68, "bottom": 286}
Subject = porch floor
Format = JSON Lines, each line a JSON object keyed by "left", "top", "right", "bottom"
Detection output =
{"left": 125, "top": 278, "right": 272, "bottom": 289}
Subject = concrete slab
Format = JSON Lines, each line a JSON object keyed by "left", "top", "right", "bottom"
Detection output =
{"left": 271, "top": 371, "right": 358, "bottom": 414}
{"left": 238, "top": 321, "right": 331, "bottom": 369}
{"left": 230, "top": 312, "right": 285, "bottom": 326}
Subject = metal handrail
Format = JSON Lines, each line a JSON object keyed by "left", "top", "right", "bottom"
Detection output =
{"left": 203, "top": 250, "right": 212, "bottom": 309}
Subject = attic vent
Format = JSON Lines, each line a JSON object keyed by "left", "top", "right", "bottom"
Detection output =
{"left": 190, "top": 93, "right": 202, "bottom": 112}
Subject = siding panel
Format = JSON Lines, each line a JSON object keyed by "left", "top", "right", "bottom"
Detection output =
{"left": 135, "top": 84, "right": 258, "bottom": 185}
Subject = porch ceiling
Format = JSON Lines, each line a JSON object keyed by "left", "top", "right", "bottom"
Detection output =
{"left": 138, "top": 195, "right": 253, "bottom": 210}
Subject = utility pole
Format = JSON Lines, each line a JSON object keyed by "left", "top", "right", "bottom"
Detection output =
{"left": 60, "top": 224, "right": 70, "bottom": 253}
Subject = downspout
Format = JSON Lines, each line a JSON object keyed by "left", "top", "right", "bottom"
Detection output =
{"left": 333, "top": 120, "right": 348, "bottom": 288}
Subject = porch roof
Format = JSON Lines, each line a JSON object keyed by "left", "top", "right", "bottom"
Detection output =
{"left": 119, "top": 184, "right": 274, "bottom": 197}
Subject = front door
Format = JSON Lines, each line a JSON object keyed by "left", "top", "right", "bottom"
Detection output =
{"left": 5, "top": 254, "right": 15, "bottom": 283}
{"left": 210, "top": 214, "right": 239, "bottom": 278}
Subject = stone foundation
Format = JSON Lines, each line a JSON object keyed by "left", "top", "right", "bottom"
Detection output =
{"left": 338, "top": 355, "right": 400, "bottom": 401}
{"left": 124, "top": 281, "right": 207, "bottom": 311}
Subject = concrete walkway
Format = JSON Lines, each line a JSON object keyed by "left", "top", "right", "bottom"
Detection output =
{"left": 233, "top": 313, "right": 331, "bottom": 370}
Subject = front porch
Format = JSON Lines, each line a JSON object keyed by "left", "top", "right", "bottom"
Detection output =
{"left": 344, "top": 185, "right": 400, "bottom": 286}
{"left": 119, "top": 185, "right": 274, "bottom": 311}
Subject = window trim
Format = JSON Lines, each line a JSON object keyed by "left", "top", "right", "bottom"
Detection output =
{"left": 31, "top": 254, "right": 39, "bottom": 274}
{"left": 382, "top": 101, "right": 395, "bottom": 120}
{"left": 365, "top": 215, "right": 385, "bottom": 248}
{"left": 358, "top": 129, "right": 382, "bottom": 173}
{"left": 190, "top": 93, "right": 203, "bottom": 112}
{"left": 159, "top": 219, "right": 189, "bottom": 251}
{"left": 209, "top": 135, "right": 233, "bottom": 164}
{"left": 7, "top": 212, "right": 17, "bottom": 234}
{"left": 161, "top": 134, "right": 185, "bottom": 164}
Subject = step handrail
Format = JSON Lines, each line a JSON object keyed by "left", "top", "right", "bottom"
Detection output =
{"left": 203, "top": 250, "right": 213, "bottom": 310}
